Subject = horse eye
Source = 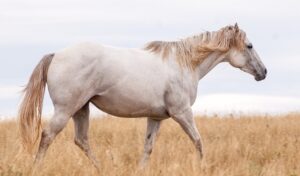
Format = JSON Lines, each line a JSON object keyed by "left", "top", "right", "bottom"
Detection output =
{"left": 247, "top": 43, "right": 253, "bottom": 49}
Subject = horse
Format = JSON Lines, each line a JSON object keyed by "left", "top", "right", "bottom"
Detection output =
{"left": 18, "top": 23, "right": 267, "bottom": 168}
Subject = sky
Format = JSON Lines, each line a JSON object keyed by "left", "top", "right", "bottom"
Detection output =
{"left": 0, "top": 0, "right": 300, "bottom": 118}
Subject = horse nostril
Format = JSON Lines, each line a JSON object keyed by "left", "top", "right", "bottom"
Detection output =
{"left": 264, "top": 69, "right": 267, "bottom": 75}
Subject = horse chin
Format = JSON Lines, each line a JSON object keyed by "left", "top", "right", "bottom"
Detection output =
{"left": 255, "top": 77, "right": 261, "bottom": 81}
{"left": 255, "top": 75, "right": 266, "bottom": 81}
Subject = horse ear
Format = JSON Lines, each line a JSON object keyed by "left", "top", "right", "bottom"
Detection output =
{"left": 234, "top": 23, "right": 239, "bottom": 32}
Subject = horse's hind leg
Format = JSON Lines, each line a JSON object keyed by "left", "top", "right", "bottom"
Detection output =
{"left": 72, "top": 103, "right": 99, "bottom": 169}
{"left": 35, "top": 107, "right": 71, "bottom": 162}
{"left": 139, "top": 118, "right": 161, "bottom": 168}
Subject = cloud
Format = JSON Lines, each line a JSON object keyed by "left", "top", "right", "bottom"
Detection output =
{"left": 193, "top": 93, "right": 300, "bottom": 115}
{"left": 1, "top": 0, "right": 300, "bottom": 45}
{"left": 0, "top": 85, "right": 23, "bottom": 118}
{"left": 0, "top": 85, "right": 23, "bottom": 99}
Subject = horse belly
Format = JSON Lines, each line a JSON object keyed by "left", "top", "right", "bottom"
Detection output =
{"left": 90, "top": 94, "right": 169, "bottom": 118}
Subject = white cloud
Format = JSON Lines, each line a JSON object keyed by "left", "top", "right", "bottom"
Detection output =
{"left": 0, "top": 85, "right": 23, "bottom": 99}
{"left": 1, "top": 0, "right": 300, "bottom": 45}
{"left": 193, "top": 93, "right": 300, "bottom": 115}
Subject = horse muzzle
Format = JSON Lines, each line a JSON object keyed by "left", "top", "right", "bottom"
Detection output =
{"left": 255, "top": 68, "right": 267, "bottom": 81}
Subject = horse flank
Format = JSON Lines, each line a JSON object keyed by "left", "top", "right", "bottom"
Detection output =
{"left": 144, "top": 24, "right": 246, "bottom": 70}
{"left": 18, "top": 53, "right": 54, "bottom": 153}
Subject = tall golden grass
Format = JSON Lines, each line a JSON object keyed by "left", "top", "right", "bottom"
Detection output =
{"left": 0, "top": 114, "right": 300, "bottom": 176}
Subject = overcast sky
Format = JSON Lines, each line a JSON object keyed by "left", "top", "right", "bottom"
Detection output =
{"left": 0, "top": 0, "right": 300, "bottom": 117}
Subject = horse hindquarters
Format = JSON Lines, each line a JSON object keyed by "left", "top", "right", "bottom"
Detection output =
{"left": 35, "top": 53, "right": 97, "bottom": 162}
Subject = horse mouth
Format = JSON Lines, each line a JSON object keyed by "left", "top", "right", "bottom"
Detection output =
{"left": 255, "top": 75, "right": 266, "bottom": 81}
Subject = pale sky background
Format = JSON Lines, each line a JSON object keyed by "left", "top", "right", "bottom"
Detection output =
{"left": 0, "top": 0, "right": 300, "bottom": 118}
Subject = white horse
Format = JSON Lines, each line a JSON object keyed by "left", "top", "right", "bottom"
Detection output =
{"left": 18, "top": 24, "right": 267, "bottom": 168}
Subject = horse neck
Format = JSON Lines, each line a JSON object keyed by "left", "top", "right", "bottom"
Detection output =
{"left": 194, "top": 51, "right": 225, "bottom": 80}
{"left": 176, "top": 35, "right": 226, "bottom": 81}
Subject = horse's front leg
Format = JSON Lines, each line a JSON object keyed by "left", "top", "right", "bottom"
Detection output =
{"left": 171, "top": 108, "right": 204, "bottom": 159}
{"left": 139, "top": 118, "right": 161, "bottom": 168}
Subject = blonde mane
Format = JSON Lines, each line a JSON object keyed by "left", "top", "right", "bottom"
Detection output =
{"left": 144, "top": 24, "right": 246, "bottom": 70}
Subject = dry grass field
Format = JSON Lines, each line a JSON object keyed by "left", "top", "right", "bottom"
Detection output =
{"left": 0, "top": 114, "right": 300, "bottom": 176}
